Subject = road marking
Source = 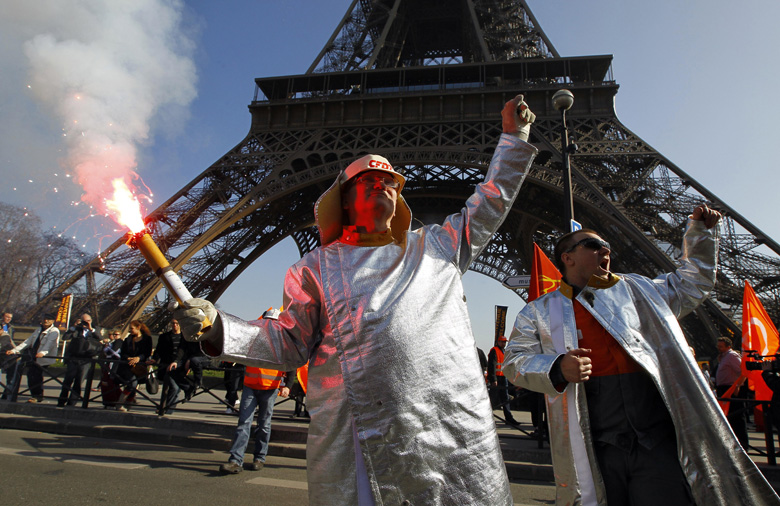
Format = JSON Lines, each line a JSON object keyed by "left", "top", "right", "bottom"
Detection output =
{"left": 0, "top": 446, "right": 148, "bottom": 469}
{"left": 246, "top": 478, "right": 544, "bottom": 504}
{"left": 245, "top": 476, "right": 308, "bottom": 490}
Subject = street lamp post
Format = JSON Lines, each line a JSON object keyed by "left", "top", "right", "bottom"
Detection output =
{"left": 552, "top": 89, "right": 576, "bottom": 231}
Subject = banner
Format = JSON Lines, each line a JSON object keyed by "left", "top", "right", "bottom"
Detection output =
{"left": 55, "top": 294, "right": 73, "bottom": 330}
{"left": 742, "top": 281, "right": 779, "bottom": 402}
{"left": 528, "top": 243, "right": 562, "bottom": 302}
{"left": 494, "top": 305, "right": 508, "bottom": 344}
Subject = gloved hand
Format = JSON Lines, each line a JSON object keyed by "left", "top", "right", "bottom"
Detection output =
{"left": 690, "top": 204, "right": 722, "bottom": 229}
{"left": 171, "top": 298, "right": 218, "bottom": 342}
{"left": 502, "top": 94, "right": 536, "bottom": 142}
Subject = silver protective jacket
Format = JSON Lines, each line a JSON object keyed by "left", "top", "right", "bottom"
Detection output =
{"left": 503, "top": 220, "right": 780, "bottom": 505}
{"left": 213, "top": 135, "right": 538, "bottom": 505}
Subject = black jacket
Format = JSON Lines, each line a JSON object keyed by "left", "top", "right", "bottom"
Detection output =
{"left": 152, "top": 331, "right": 181, "bottom": 365}
{"left": 63, "top": 324, "right": 101, "bottom": 359}
{"left": 173, "top": 336, "right": 205, "bottom": 368}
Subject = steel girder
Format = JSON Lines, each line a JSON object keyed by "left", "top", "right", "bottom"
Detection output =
{"left": 307, "top": 0, "right": 557, "bottom": 73}
{"left": 27, "top": 1, "right": 780, "bottom": 356}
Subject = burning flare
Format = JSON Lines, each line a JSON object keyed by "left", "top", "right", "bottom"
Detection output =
{"left": 105, "top": 179, "right": 145, "bottom": 233}
{"left": 105, "top": 177, "right": 211, "bottom": 334}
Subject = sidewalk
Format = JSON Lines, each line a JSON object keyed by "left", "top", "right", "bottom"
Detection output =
{"left": 1, "top": 381, "right": 779, "bottom": 489}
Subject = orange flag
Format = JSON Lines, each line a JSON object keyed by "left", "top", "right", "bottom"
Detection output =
{"left": 297, "top": 362, "right": 309, "bottom": 395}
{"left": 528, "top": 243, "right": 562, "bottom": 302}
{"left": 742, "top": 281, "right": 779, "bottom": 402}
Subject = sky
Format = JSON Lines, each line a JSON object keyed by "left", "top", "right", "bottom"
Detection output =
{"left": 1, "top": 0, "right": 778, "bottom": 352}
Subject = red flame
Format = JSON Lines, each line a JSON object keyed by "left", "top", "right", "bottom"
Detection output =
{"left": 105, "top": 178, "right": 145, "bottom": 233}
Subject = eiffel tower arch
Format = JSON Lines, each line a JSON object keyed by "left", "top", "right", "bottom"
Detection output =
{"left": 31, "top": 0, "right": 780, "bottom": 354}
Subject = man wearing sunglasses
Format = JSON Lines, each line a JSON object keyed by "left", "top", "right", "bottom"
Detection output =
{"left": 174, "top": 95, "right": 538, "bottom": 505}
{"left": 503, "top": 206, "right": 780, "bottom": 505}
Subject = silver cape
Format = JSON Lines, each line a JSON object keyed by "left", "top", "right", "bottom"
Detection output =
{"left": 503, "top": 219, "right": 780, "bottom": 505}
{"left": 212, "top": 134, "right": 538, "bottom": 505}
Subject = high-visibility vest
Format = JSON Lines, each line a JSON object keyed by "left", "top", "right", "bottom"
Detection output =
{"left": 491, "top": 346, "right": 505, "bottom": 377}
{"left": 244, "top": 367, "right": 284, "bottom": 390}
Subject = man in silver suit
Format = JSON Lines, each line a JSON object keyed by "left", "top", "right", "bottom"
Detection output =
{"left": 502, "top": 209, "right": 780, "bottom": 506}
{"left": 175, "top": 95, "right": 538, "bottom": 505}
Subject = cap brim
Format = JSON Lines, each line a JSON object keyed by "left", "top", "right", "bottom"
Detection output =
{"left": 315, "top": 175, "right": 412, "bottom": 246}
{"left": 314, "top": 177, "right": 344, "bottom": 246}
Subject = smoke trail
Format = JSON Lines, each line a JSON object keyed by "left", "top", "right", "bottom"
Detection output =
{"left": 8, "top": 0, "right": 197, "bottom": 218}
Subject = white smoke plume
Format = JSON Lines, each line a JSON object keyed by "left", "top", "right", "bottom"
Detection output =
{"left": 4, "top": 0, "right": 197, "bottom": 219}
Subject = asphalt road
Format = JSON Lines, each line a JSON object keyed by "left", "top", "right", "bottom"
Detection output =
{"left": 0, "top": 428, "right": 556, "bottom": 505}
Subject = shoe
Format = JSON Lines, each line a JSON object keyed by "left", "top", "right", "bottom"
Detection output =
{"left": 248, "top": 460, "right": 264, "bottom": 471}
{"left": 219, "top": 461, "right": 243, "bottom": 475}
{"left": 224, "top": 407, "right": 236, "bottom": 415}
{"left": 116, "top": 405, "right": 128, "bottom": 412}
{"left": 27, "top": 398, "right": 41, "bottom": 403}
{"left": 57, "top": 402, "right": 66, "bottom": 408}
{"left": 184, "top": 388, "right": 193, "bottom": 402}
{"left": 233, "top": 400, "right": 240, "bottom": 410}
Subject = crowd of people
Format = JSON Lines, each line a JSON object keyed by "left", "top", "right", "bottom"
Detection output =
{"left": 0, "top": 308, "right": 309, "bottom": 480}
{"left": 0, "top": 311, "right": 287, "bottom": 416}
{"left": 1, "top": 95, "right": 780, "bottom": 505}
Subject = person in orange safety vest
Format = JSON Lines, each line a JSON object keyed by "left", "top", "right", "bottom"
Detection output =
{"left": 488, "top": 336, "right": 517, "bottom": 426}
{"left": 219, "top": 309, "right": 292, "bottom": 475}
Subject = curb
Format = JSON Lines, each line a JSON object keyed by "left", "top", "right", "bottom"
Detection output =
{"left": 2, "top": 401, "right": 779, "bottom": 488}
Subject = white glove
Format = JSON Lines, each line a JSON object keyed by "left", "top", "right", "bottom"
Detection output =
{"left": 515, "top": 99, "right": 536, "bottom": 142}
{"left": 501, "top": 94, "right": 536, "bottom": 142}
{"left": 171, "top": 298, "right": 218, "bottom": 342}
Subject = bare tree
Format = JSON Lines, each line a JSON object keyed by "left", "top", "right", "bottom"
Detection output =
{"left": 34, "top": 232, "right": 89, "bottom": 303}
{"left": 0, "top": 202, "right": 88, "bottom": 316}
{"left": 0, "top": 202, "right": 42, "bottom": 312}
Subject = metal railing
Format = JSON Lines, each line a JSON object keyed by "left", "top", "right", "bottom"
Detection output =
{"left": 0, "top": 354, "right": 307, "bottom": 419}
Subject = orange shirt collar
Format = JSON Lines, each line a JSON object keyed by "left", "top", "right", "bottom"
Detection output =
{"left": 559, "top": 273, "right": 621, "bottom": 299}
{"left": 340, "top": 226, "right": 395, "bottom": 246}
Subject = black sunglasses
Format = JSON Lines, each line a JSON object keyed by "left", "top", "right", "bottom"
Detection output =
{"left": 565, "top": 237, "right": 611, "bottom": 253}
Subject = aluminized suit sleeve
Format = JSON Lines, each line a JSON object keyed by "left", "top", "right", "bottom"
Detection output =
{"left": 646, "top": 218, "right": 719, "bottom": 318}
{"left": 431, "top": 134, "right": 535, "bottom": 274}
{"left": 212, "top": 261, "right": 322, "bottom": 371}
{"left": 504, "top": 301, "right": 567, "bottom": 397}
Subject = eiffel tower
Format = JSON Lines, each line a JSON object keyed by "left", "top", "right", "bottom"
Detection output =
{"left": 31, "top": 0, "right": 780, "bottom": 354}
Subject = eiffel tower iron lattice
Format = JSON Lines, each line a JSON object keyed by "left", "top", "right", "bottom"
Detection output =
{"left": 30, "top": 0, "right": 780, "bottom": 354}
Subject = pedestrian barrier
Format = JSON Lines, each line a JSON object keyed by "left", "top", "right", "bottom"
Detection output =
{"left": 718, "top": 395, "right": 780, "bottom": 466}
{"left": 3, "top": 354, "right": 777, "bottom": 467}
{"left": 0, "top": 354, "right": 307, "bottom": 419}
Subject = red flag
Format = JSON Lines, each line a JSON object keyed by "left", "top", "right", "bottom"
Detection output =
{"left": 742, "top": 281, "right": 779, "bottom": 401}
{"left": 717, "top": 380, "right": 741, "bottom": 415}
{"left": 528, "top": 243, "right": 562, "bottom": 302}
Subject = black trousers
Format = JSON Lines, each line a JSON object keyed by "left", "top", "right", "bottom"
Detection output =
{"left": 26, "top": 363, "right": 49, "bottom": 399}
{"left": 222, "top": 363, "right": 244, "bottom": 405}
{"left": 495, "top": 376, "right": 516, "bottom": 423}
{"left": 595, "top": 437, "right": 693, "bottom": 506}
{"left": 1, "top": 360, "right": 19, "bottom": 399}
{"left": 187, "top": 356, "right": 210, "bottom": 386}
{"left": 717, "top": 384, "right": 749, "bottom": 449}
{"left": 58, "top": 358, "right": 91, "bottom": 405}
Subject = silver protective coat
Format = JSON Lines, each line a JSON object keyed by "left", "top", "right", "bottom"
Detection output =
{"left": 503, "top": 220, "right": 780, "bottom": 505}
{"left": 212, "top": 135, "right": 538, "bottom": 505}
